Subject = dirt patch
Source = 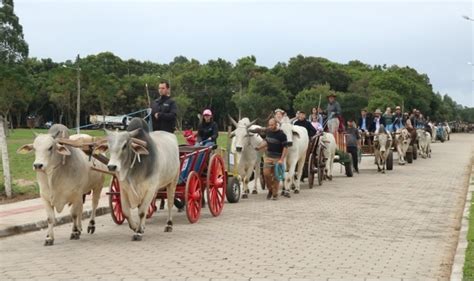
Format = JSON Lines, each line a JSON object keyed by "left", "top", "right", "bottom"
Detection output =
{"left": 13, "top": 179, "right": 36, "bottom": 187}
{"left": 0, "top": 193, "right": 40, "bottom": 204}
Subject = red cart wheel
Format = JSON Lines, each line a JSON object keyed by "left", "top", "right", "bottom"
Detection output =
{"left": 185, "top": 171, "right": 202, "bottom": 223}
{"left": 109, "top": 176, "right": 125, "bottom": 225}
{"left": 207, "top": 154, "right": 227, "bottom": 217}
{"left": 146, "top": 193, "right": 157, "bottom": 219}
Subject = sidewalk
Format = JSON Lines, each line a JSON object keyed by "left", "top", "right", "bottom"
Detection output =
{"left": 0, "top": 190, "right": 110, "bottom": 238}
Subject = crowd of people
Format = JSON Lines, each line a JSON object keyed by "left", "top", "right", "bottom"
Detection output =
{"left": 149, "top": 81, "right": 446, "bottom": 200}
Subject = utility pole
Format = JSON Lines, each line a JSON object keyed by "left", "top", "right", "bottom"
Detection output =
{"left": 75, "top": 54, "right": 81, "bottom": 134}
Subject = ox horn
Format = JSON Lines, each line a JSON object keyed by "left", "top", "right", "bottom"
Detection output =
{"left": 128, "top": 128, "right": 141, "bottom": 138}
{"left": 289, "top": 116, "right": 297, "bottom": 123}
{"left": 265, "top": 112, "right": 273, "bottom": 121}
{"left": 228, "top": 115, "right": 238, "bottom": 127}
{"left": 246, "top": 119, "right": 258, "bottom": 128}
{"left": 131, "top": 137, "right": 147, "bottom": 147}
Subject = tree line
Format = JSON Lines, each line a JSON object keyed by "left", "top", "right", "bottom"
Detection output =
{"left": 1, "top": 0, "right": 473, "bottom": 133}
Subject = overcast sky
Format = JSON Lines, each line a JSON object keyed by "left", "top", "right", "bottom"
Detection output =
{"left": 14, "top": 0, "right": 474, "bottom": 107}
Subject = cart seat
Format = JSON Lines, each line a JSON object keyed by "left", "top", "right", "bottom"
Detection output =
{"left": 178, "top": 146, "right": 210, "bottom": 185}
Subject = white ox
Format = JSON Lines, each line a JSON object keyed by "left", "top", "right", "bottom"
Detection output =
{"left": 417, "top": 129, "right": 431, "bottom": 158}
{"left": 95, "top": 118, "right": 180, "bottom": 241}
{"left": 374, "top": 125, "right": 392, "bottom": 173}
{"left": 279, "top": 116, "right": 309, "bottom": 194}
{"left": 229, "top": 117, "right": 264, "bottom": 198}
{"left": 427, "top": 122, "right": 437, "bottom": 143}
{"left": 394, "top": 128, "right": 411, "bottom": 165}
{"left": 17, "top": 125, "right": 105, "bottom": 246}
{"left": 320, "top": 132, "right": 337, "bottom": 180}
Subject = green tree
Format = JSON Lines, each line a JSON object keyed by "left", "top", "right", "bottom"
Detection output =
{"left": 46, "top": 68, "right": 76, "bottom": 126}
{"left": 0, "top": 0, "right": 28, "bottom": 64}
{"left": 367, "top": 89, "right": 403, "bottom": 112}
{"left": 232, "top": 72, "right": 290, "bottom": 120}
{"left": 293, "top": 84, "right": 334, "bottom": 115}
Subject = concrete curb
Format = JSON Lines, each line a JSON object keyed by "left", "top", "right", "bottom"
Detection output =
{"left": 450, "top": 163, "right": 474, "bottom": 281}
{"left": 0, "top": 206, "right": 110, "bottom": 238}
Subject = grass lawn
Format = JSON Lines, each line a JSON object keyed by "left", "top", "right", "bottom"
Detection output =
{"left": 0, "top": 128, "right": 230, "bottom": 199}
{"left": 465, "top": 193, "right": 474, "bottom": 279}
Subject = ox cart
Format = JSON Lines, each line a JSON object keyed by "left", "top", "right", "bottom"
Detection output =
{"left": 110, "top": 145, "right": 227, "bottom": 224}
{"left": 306, "top": 131, "right": 354, "bottom": 189}
{"left": 62, "top": 138, "right": 228, "bottom": 225}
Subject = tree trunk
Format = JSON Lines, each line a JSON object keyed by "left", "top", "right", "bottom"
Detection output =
{"left": 0, "top": 115, "right": 12, "bottom": 198}
{"left": 4, "top": 111, "right": 10, "bottom": 137}
{"left": 16, "top": 112, "right": 21, "bottom": 128}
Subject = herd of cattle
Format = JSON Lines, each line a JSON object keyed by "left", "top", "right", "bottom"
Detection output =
{"left": 16, "top": 117, "right": 454, "bottom": 246}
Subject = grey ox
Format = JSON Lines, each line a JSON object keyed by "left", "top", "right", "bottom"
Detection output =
{"left": 374, "top": 125, "right": 392, "bottom": 173}
{"left": 417, "top": 129, "right": 431, "bottom": 158}
{"left": 229, "top": 117, "right": 263, "bottom": 198}
{"left": 95, "top": 118, "right": 180, "bottom": 241}
{"left": 394, "top": 128, "right": 411, "bottom": 165}
{"left": 17, "top": 124, "right": 105, "bottom": 246}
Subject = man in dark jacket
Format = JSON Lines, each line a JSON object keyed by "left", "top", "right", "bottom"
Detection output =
{"left": 345, "top": 119, "right": 361, "bottom": 173}
{"left": 369, "top": 108, "right": 386, "bottom": 133}
{"left": 358, "top": 109, "right": 371, "bottom": 133}
{"left": 293, "top": 111, "right": 316, "bottom": 139}
{"left": 151, "top": 82, "right": 177, "bottom": 133}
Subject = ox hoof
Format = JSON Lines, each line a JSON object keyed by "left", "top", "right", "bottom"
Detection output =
{"left": 132, "top": 233, "right": 143, "bottom": 241}
{"left": 283, "top": 192, "right": 291, "bottom": 198}
{"left": 177, "top": 208, "right": 184, "bottom": 213}
{"left": 44, "top": 239, "right": 54, "bottom": 246}
{"left": 294, "top": 189, "right": 300, "bottom": 194}
{"left": 382, "top": 171, "right": 386, "bottom": 174}
{"left": 327, "top": 176, "right": 333, "bottom": 181}
{"left": 70, "top": 232, "right": 81, "bottom": 240}
{"left": 242, "top": 194, "right": 248, "bottom": 199}
{"left": 251, "top": 190, "right": 258, "bottom": 195}
{"left": 87, "top": 225, "right": 95, "bottom": 234}
{"left": 164, "top": 225, "right": 173, "bottom": 233}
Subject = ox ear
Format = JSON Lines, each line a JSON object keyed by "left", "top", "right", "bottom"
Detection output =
{"left": 56, "top": 144, "right": 71, "bottom": 156}
{"left": 131, "top": 143, "right": 149, "bottom": 155}
{"left": 94, "top": 143, "right": 109, "bottom": 154}
{"left": 229, "top": 131, "right": 236, "bottom": 138}
{"left": 17, "top": 144, "right": 34, "bottom": 154}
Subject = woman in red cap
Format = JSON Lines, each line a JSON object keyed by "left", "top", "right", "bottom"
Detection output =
{"left": 196, "top": 109, "right": 219, "bottom": 147}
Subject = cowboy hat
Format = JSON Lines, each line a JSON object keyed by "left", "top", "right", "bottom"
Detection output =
{"left": 327, "top": 93, "right": 337, "bottom": 98}
{"left": 374, "top": 109, "right": 382, "bottom": 114}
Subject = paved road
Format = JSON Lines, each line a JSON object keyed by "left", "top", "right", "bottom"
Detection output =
{"left": 1, "top": 134, "right": 473, "bottom": 281}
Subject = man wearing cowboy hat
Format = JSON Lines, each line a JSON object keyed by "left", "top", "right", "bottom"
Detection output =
{"left": 326, "top": 93, "right": 341, "bottom": 134}
{"left": 393, "top": 106, "right": 405, "bottom": 131}
{"left": 370, "top": 108, "right": 386, "bottom": 133}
